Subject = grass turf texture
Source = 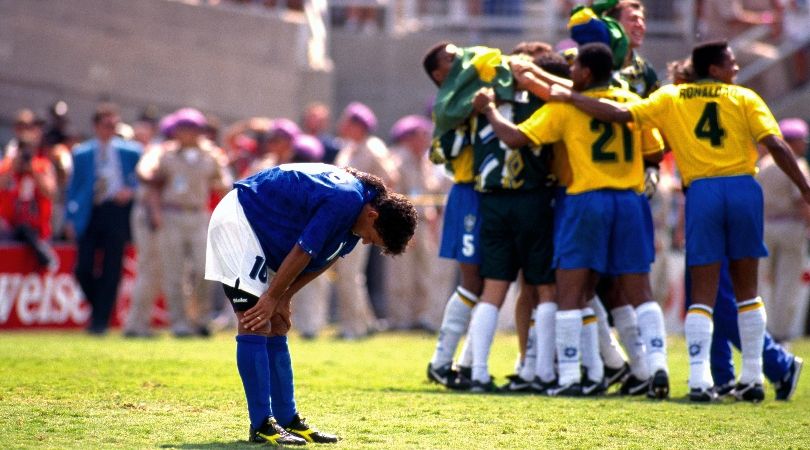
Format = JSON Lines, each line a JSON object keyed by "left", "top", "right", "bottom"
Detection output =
{"left": 1, "top": 331, "right": 808, "bottom": 449}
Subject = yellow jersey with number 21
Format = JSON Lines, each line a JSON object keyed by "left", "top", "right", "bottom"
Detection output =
{"left": 519, "top": 86, "right": 663, "bottom": 195}
{"left": 628, "top": 80, "right": 781, "bottom": 186}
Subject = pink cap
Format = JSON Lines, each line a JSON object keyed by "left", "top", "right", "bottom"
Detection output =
{"left": 293, "top": 134, "right": 325, "bottom": 162}
{"left": 390, "top": 115, "right": 432, "bottom": 142}
{"left": 779, "top": 118, "right": 809, "bottom": 140}
{"left": 172, "top": 108, "right": 207, "bottom": 129}
{"left": 268, "top": 118, "right": 301, "bottom": 140}
{"left": 342, "top": 102, "right": 377, "bottom": 132}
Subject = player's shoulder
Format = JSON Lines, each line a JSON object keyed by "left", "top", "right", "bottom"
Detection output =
{"left": 585, "top": 86, "right": 642, "bottom": 105}
{"left": 609, "top": 86, "right": 643, "bottom": 103}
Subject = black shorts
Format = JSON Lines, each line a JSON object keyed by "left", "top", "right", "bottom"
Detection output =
{"left": 480, "top": 189, "right": 555, "bottom": 285}
{"left": 222, "top": 279, "right": 259, "bottom": 312}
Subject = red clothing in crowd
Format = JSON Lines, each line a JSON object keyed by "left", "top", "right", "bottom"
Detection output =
{"left": 0, "top": 156, "right": 53, "bottom": 238}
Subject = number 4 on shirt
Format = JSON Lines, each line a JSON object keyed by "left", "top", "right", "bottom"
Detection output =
{"left": 694, "top": 102, "right": 726, "bottom": 147}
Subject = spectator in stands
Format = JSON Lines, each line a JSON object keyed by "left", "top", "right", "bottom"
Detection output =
{"left": 65, "top": 103, "right": 142, "bottom": 335}
{"left": 5, "top": 109, "right": 73, "bottom": 241}
{"left": 0, "top": 137, "right": 59, "bottom": 271}
{"left": 132, "top": 106, "right": 160, "bottom": 148}
{"left": 333, "top": 102, "right": 399, "bottom": 339}
{"left": 245, "top": 118, "right": 300, "bottom": 175}
{"left": 291, "top": 133, "right": 325, "bottom": 163}
{"left": 5, "top": 109, "right": 41, "bottom": 159}
{"left": 385, "top": 114, "right": 454, "bottom": 331}
{"left": 300, "top": 102, "right": 340, "bottom": 163}
{"left": 138, "top": 108, "right": 232, "bottom": 337}
{"left": 123, "top": 114, "right": 168, "bottom": 338}
{"left": 43, "top": 100, "right": 78, "bottom": 150}
{"left": 223, "top": 117, "right": 297, "bottom": 178}
{"left": 759, "top": 117, "right": 810, "bottom": 344}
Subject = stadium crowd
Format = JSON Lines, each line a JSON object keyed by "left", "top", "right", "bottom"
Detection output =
{"left": 1, "top": 0, "right": 809, "bottom": 405}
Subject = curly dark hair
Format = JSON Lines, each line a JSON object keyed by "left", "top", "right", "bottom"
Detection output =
{"left": 343, "top": 167, "right": 418, "bottom": 255}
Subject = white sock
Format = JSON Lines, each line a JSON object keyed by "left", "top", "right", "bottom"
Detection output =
{"left": 518, "top": 313, "right": 537, "bottom": 382}
{"left": 430, "top": 287, "right": 476, "bottom": 367}
{"left": 580, "top": 307, "right": 604, "bottom": 382}
{"left": 588, "top": 297, "right": 627, "bottom": 369}
{"left": 458, "top": 331, "right": 473, "bottom": 369}
{"left": 612, "top": 305, "right": 649, "bottom": 380}
{"left": 636, "top": 301, "right": 668, "bottom": 374}
{"left": 684, "top": 305, "right": 714, "bottom": 389}
{"left": 737, "top": 297, "right": 766, "bottom": 384}
{"left": 556, "top": 309, "right": 583, "bottom": 386}
{"left": 533, "top": 302, "right": 557, "bottom": 383}
{"left": 469, "top": 302, "right": 499, "bottom": 383}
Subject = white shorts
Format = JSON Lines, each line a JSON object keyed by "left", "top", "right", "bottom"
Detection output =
{"left": 205, "top": 189, "right": 275, "bottom": 297}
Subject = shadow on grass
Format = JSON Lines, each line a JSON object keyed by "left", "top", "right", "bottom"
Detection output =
{"left": 161, "top": 441, "right": 253, "bottom": 449}
{"left": 376, "top": 385, "right": 671, "bottom": 402}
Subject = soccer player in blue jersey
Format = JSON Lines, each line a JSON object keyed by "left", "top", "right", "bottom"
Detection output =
{"left": 205, "top": 163, "right": 417, "bottom": 446}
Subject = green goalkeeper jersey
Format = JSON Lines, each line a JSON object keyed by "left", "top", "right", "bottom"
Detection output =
{"left": 472, "top": 92, "right": 553, "bottom": 193}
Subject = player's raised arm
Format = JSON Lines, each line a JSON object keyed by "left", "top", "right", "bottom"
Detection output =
{"left": 472, "top": 87, "right": 531, "bottom": 149}
{"left": 760, "top": 134, "right": 810, "bottom": 205}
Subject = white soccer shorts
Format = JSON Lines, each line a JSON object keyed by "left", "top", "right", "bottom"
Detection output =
{"left": 205, "top": 189, "right": 274, "bottom": 298}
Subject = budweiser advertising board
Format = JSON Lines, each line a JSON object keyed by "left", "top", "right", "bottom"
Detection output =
{"left": 0, "top": 244, "right": 167, "bottom": 329}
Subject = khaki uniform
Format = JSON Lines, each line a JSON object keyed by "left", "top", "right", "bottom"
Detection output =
{"left": 123, "top": 144, "right": 165, "bottom": 335}
{"left": 150, "top": 140, "right": 231, "bottom": 335}
{"left": 291, "top": 273, "right": 331, "bottom": 338}
{"left": 332, "top": 135, "right": 398, "bottom": 337}
{"left": 758, "top": 154, "right": 810, "bottom": 341}
{"left": 385, "top": 145, "right": 454, "bottom": 330}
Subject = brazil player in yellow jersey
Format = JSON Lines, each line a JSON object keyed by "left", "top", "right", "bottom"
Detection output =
{"left": 474, "top": 43, "right": 666, "bottom": 396}
{"left": 551, "top": 40, "right": 810, "bottom": 402}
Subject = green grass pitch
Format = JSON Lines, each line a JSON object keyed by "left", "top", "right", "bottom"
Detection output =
{"left": 1, "top": 331, "right": 808, "bottom": 449}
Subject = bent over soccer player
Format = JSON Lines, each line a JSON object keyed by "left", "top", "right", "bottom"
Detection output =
{"left": 205, "top": 163, "right": 417, "bottom": 445}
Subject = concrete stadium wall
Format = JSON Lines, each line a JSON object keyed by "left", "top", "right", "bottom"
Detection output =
{"left": 0, "top": 0, "right": 332, "bottom": 135}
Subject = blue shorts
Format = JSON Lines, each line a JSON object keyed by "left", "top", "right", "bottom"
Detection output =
{"left": 552, "top": 186, "right": 567, "bottom": 248}
{"left": 685, "top": 175, "right": 768, "bottom": 267}
{"left": 554, "top": 189, "right": 653, "bottom": 274}
{"left": 640, "top": 193, "right": 655, "bottom": 264}
{"left": 439, "top": 183, "right": 481, "bottom": 264}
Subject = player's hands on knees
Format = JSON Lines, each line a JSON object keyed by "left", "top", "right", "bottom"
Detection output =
{"left": 242, "top": 292, "right": 279, "bottom": 331}
{"left": 268, "top": 313, "right": 291, "bottom": 337}
{"left": 274, "top": 298, "right": 293, "bottom": 328}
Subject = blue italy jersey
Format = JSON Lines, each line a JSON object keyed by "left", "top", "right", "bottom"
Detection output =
{"left": 235, "top": 163, "right": 371, "bottom": 273}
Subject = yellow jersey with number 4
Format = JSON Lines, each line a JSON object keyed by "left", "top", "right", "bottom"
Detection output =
{"left": 628, "top": 80, "right": 781, "bottom": 186}
{"left": 518, "top": 86, "right": 663, "bottom": 195}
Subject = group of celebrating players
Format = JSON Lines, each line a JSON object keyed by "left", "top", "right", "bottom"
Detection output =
{"left": 420, "top": 0, "right": 809, "bottom": 402}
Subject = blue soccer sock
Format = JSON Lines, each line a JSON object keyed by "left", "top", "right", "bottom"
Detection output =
{"left": 267, "top": 335, "right": 297, "bottom": 428}
{"left": 236, "top": 334, "right": 272, "bottom": 429}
